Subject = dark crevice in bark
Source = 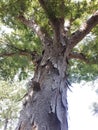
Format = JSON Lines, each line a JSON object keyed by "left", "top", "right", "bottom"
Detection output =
{"left": 16, "top": 42, "right": 69, "bottom": 130}
{"left": 16, "top": 74, "right": 68, "bottom": 130}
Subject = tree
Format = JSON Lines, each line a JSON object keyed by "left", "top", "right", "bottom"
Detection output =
{"left": 0, "top": 80, "right": 26, "bottom": 130}
{"left": 0, "top": 0, "right": 98, "bottom": 130}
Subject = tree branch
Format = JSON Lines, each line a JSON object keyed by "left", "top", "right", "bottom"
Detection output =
{"left": 0, "top": 51, "right": 30, "bottom": 58}
{"left": 69, "top": 52, "right": 98, "bottom": 64}
{"left": 0, "top": 44, "right": 41, "bottom": 63}
{"left": 0, "top": 50, "right": 42, "bottom": 66}
{"left": 69, "top": 52, "right": 89, "bottom": 63}
{"left": 18, "top": 15, "right": 52, "bottom": 46}
{"left": 6, "top": 44, "right": 41, "bottom": 62}
{"left": 38, "top": 0, "right": 65, "bottom": 44}
{"left": 38, "top": 0, "right": 57, "bottom": 24}
{"left": 70, "top": 10, "right": 98, "bottom": 49}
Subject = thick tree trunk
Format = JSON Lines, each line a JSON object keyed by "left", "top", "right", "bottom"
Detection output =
{"left": 15, "top": 8, "right": 98, "bottom": 130}
{"left": 16, "top": 43, "right": 69, "bottom": 130}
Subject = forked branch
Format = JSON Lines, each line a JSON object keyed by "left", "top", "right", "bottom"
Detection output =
{"left": 38, "top": 0, "right": 65, "bottom": 44}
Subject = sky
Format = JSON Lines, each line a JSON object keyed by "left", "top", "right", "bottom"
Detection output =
{"left": 68, "top": 81, "right": 98, "bottom": 130}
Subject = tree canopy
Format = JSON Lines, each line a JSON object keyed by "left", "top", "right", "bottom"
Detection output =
{"left": 0, "top": 0, "right": 98, "bottom": 81}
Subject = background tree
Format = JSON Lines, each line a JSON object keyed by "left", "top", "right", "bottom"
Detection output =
{"left": 0, "top": 0, "right": 98, "bottom": 130}
{"left": 0, "top": 80, "right": 26, "bottom": 130}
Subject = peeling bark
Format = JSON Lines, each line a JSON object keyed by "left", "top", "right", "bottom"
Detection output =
{"left": 16, "top": 42, "right": 69, "bottom": 130}
{"left": 15, "top": 2, "right": 98, "bottom": 130}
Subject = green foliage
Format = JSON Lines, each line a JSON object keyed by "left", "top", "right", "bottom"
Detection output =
{"left": 0, "top": 1, "right": 98, "bottom": 129}
{"left": 0, "top": 80, "right": 26, "bottom": 129}
{"left": 0, "top": 22, "right": 42, "bottom": 80}
{"left": 69, "top": 60, "right": 98, "bottom": 82}
{"left": 69, "top": 33, "right": 98, "bottom": 82}
{"left": 0, "top": 0, "right": 98, "bottom": 81}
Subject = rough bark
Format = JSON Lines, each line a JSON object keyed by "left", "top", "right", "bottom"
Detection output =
{"left": 15, "top": 4, "right": 98, "bottom": 130}
{"left": 16, "top": 40, "right": 69, "bottom": 130}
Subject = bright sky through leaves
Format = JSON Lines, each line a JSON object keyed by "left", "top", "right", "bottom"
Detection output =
{"left": 68, "top": 81, "right": 98, "bottom": 130}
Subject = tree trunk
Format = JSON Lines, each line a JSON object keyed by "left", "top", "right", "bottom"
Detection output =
{"left": 16, "top": 43, "right": 69, "bottom": 130}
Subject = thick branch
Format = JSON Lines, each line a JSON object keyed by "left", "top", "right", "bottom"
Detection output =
{"left": 18, "top": 15, "right": 52, "bottom": 46}
{"left": 38, "top": 0, "right": 57, "bottom": 24}
{"left": 69, "top": 52, "right": 98, "bottom": 64}
{"left": 70, "top": 10, "right": 98, "bottom": 49}
{"left": 38, "top": 0, "right": 65, "bottom": 44}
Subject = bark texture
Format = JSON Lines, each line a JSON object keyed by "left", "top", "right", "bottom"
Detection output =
{"left": 16, "top": 41, "right": 69, "bottom": 130}
{"left": 15, "top": 2, "right": 98, "bottom": 129}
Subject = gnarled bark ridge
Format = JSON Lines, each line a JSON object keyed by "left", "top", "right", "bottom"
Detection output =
{"left": 16, "top": 42, "right": 69, "bottom": 130}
